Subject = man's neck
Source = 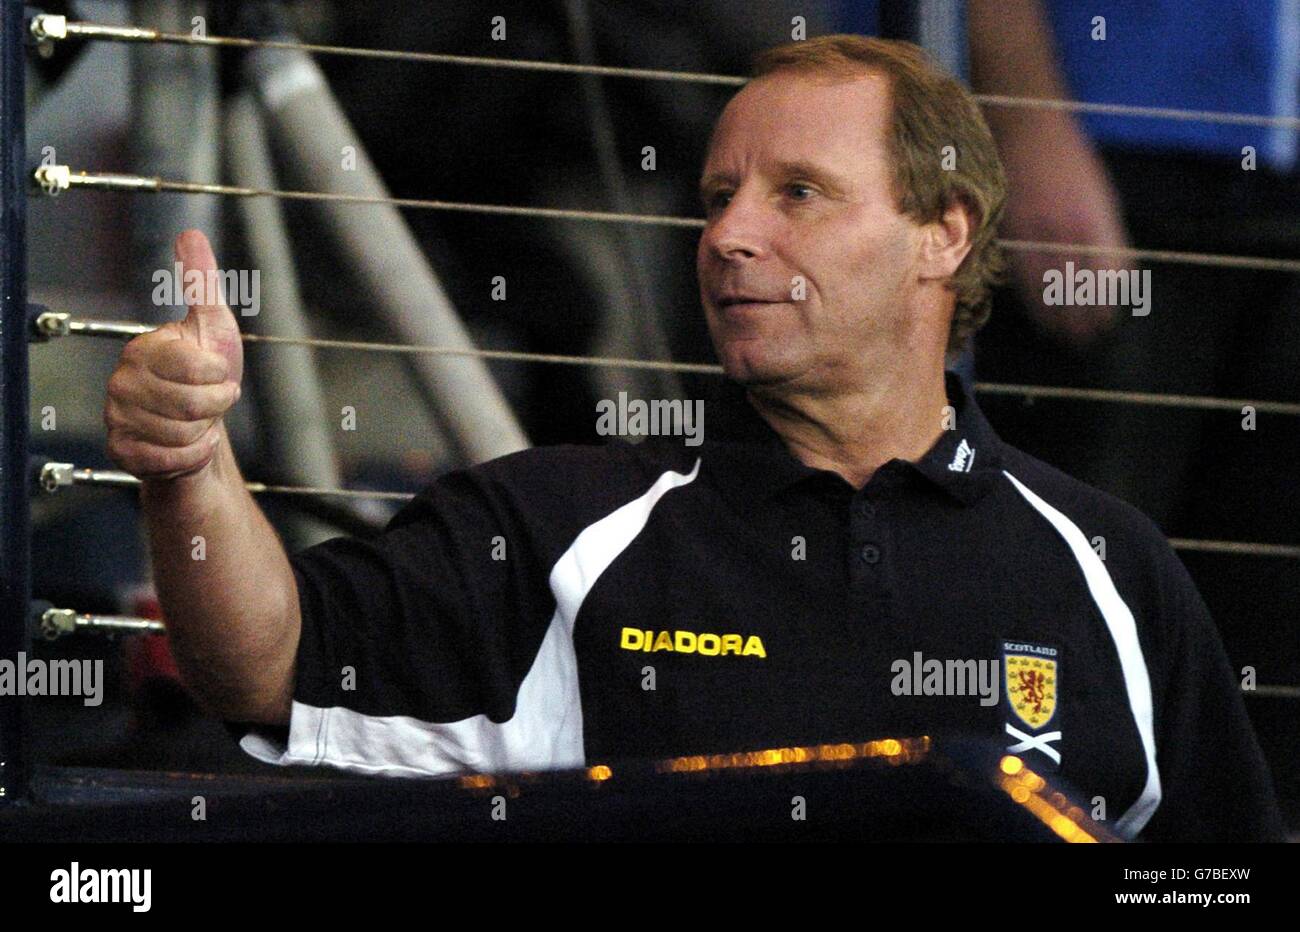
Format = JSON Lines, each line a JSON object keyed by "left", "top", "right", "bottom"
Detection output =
{"left": 746, "top": 367, "right": 950, "bottom": 490}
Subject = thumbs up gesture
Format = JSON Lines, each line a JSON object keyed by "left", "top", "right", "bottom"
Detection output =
{"left": 105, "top": 230, "right": 244, "bottom": 480}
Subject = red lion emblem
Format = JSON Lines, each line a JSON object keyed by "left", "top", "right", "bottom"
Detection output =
{"left": 1018, "top": 669, "right": 1046, "bottom": 714}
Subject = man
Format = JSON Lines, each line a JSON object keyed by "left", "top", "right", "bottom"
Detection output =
{"left": 104, "top": 36, "right": 1283, "bottom": 841}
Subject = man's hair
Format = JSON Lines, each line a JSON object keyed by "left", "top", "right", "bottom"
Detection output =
{"left": 750, "top": 35, "right": 1007, "bottom": 355}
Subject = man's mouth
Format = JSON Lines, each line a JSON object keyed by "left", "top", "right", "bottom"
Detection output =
{"left": 716, "top": 295, "right": 783, "bottom": 312}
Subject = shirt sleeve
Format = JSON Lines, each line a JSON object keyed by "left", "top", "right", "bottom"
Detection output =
{"left": 232, "top": 459, "right": 583, "bottom": 778}
{"left": 1139, "top": 548, "right": 1286, "bottom": 842}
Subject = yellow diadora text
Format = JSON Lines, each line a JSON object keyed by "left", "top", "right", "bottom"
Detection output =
{"left": 619, "top": 627, "right": 767, "bottom": 658}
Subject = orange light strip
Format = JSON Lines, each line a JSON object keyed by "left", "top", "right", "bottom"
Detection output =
{"left": 655, "top": 736, "right": 932, "bottom": 775}
{"left": 997, "top": 755, "right": 1099, "bottom": 843}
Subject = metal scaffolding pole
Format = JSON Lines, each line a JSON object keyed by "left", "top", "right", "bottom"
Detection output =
{"left": 245, "top": 42, "right": 530, "bottom": 465}
{"left": 879, "top": 0, "right": 969, "bottom": 79}
{"left": 0, "top": 0, "right": 31, "bottom": 804}
{"left": 128, "top": 0, "right": 221, "bottom": 325}
{"left": 225, "top": 91, "right": 343, "bottom": 549}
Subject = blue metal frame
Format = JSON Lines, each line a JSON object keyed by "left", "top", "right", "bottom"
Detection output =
{"left": 0, "top": 0, "right": 30, "bottom": 804}
{"left": 879, "top": 0, "right": 970, "bottom": 79}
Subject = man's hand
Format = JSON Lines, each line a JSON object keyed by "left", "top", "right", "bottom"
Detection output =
{"left": 105, "top": 230, "right": 244, "bottom": 480}
{"left": 998, "top": 116, "right": 1132, "bottom": 347}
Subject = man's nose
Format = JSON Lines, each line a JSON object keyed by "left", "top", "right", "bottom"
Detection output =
{"left": 702, "top": 195, "right": 770, "bottom": 262}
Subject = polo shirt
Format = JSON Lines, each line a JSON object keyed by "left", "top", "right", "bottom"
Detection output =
{"left": 236, "top": 371, "right": 1284, "bottom": 842}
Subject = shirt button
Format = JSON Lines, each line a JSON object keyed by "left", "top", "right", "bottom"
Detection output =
{"left": 859, "top": 543, "right": 881, "bottom": 564}
{"left": 854, "top": 500, "right": 874, "bottom": 518}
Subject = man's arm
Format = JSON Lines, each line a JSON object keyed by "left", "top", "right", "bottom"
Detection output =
{"left": 1140, "top": 547, "right": 1286, "bottom": 841}
{"left": 968, "top": 0, "right": 1131, "bottom": 347}
{"left": 139, "top": 423, "right": 298, "bottom": 726}
{"left": 106, "top": 230, "right": 296, "bottom": 725}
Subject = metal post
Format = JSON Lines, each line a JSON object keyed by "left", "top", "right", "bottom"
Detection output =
{"left": 878, "top": 0, "right": 969, "bottom": 79}
{"left": 225, "top": 91, "right": 343, "bottom": 549}
{"left": 129, "top": 0, "right": 220, "bottom": 324}
{"left": 0, "top": 0, "right": 32, "bottom": 803}
{"left": 879, "top": 0, "right": 974, "bottom": 382}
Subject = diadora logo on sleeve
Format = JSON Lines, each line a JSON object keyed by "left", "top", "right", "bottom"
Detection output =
{"left": 1001, "top": 639, "right": 1062, "bottom": 771}
{"left": 620, "top": 627, "right": 767, "bottom": 658}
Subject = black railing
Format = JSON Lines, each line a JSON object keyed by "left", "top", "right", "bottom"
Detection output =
{"left": 0, "top": 0, "right": 31, "bottom": 804}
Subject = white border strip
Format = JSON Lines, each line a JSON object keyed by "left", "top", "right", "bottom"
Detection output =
{"left": 243, "top": 458, "right": 703, "bottom": 776}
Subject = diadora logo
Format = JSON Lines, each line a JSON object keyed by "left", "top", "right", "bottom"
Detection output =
{"left": 620, "top": 627, "right": 767, "bottom": 658}
{"left": 948, "top": 438, "right": 975, "bottom": 473}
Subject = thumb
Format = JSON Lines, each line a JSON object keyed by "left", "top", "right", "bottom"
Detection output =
{"left": 174, "top": 229, "right": 243, "bottom": 385}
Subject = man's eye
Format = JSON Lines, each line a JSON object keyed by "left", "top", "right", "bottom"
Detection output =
{"left": 787, "top": 183, "right": 815, "bottom": 200}
{"left": 706, "top": 191, "right": 732, "bottom": 211}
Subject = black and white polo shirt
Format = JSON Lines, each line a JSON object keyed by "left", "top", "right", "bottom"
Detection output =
{"left": 236, "top": 371, "right": 1284, "bottom": 842}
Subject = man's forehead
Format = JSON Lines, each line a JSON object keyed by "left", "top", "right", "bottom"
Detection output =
{"left": 718, "top": 69, "right": 890, "bottom": 130}
{"left": 701, "top": 70, "right": 891, "bottom": 181}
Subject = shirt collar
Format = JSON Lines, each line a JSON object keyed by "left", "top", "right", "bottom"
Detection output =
{"left": 702, "top": 370, "right": 1004, "bottom": 507}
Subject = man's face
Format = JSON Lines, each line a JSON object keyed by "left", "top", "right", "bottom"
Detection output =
{"left": 697, "top": 70, "right": 928, "bottom": 390}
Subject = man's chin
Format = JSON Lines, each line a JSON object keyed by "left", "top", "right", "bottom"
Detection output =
{"left": 720, "top": 355, "right": 796, "bottom": 388}
{"left": 710, "top": 334, "right": 803, "bottom": 385}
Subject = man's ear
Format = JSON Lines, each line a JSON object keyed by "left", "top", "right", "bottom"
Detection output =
{"left": 919, "top": 197, "right": 975, "bottom": 282}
